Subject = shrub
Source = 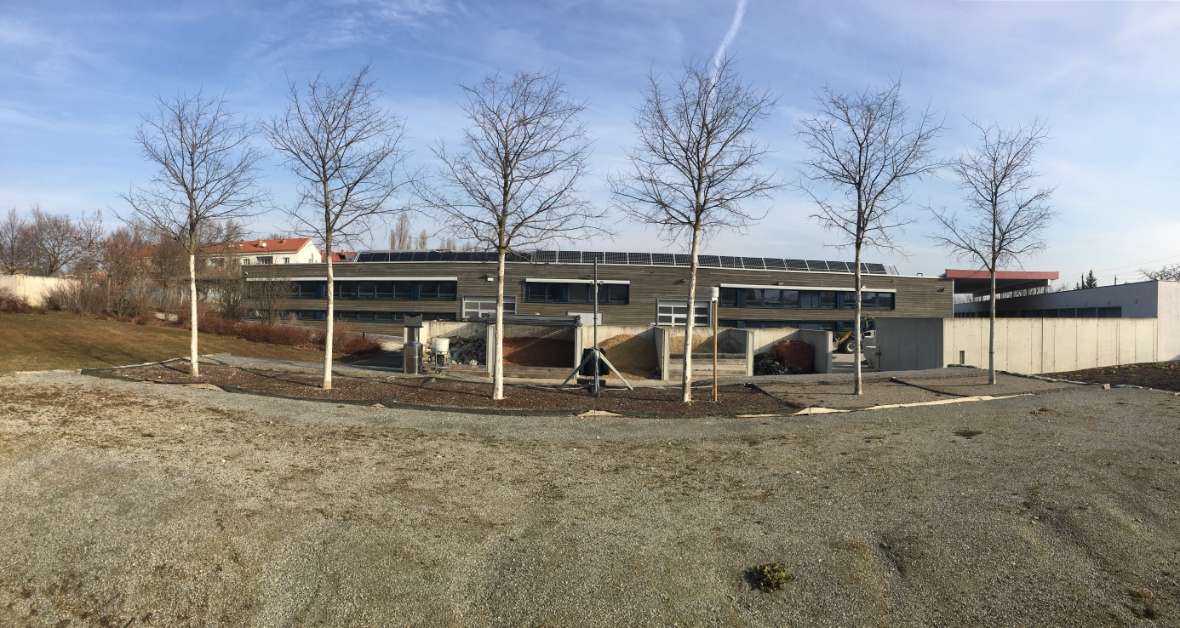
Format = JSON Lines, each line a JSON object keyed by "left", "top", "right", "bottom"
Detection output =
{"left": 747, "top": 562, "right": 793, "bottom": 592}
{"left": 0, "top": 287, "right": 32, "bottom": 313}
{"left": 339, "top": 334, "right": 381, "bottom": 356}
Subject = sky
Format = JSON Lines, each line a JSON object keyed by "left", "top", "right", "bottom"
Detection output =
{"left": 2, "top": 0, "right": 1179, "bottom": 286}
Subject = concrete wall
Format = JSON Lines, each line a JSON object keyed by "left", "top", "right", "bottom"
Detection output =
{"left": 0, "top": 275, "right": 77, "bottom": 308}
{"left": 943, "top": 317, "right": 1157, "bottom": 373}
{"left": 797, "top": 329, "right": 834, "bottom": 374}
{"left": 1157, "top": 282, "right": 1180, "bottom": 360}
{"left": 878, "top": 317, "right": 1159, "bottom": 373}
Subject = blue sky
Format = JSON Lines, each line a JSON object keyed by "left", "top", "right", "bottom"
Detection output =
{"left": 2, "top": 0, "right": 1178, "bottom": 285}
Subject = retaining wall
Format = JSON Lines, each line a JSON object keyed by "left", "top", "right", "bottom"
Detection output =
{"left": 0, "top": 274, "right": 77, "bottom": 307}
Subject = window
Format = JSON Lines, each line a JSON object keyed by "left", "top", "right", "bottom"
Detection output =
{"left": 462, "top": 296, "right": 517, "bottom": 319}
{"left": 257, "top": 256, "right": 273, "bottom": 265}
{"left": 723, "top": 287, "right": 884, "bottom": 310}
{"left": 332, "top": 280, "right": 458, "bottom": 301}
{"left": 241, "top": 258, "right": 251, "bottom": 265}
{"left": 522, "top": 281, "right": 629, "bottom": 304}
{"left": 283, "top": 257, "right": 290, "bottom": 264}
{"left": 290, "top": 281, "right": 326, "bottom": 299}
{"left": 656, "top": 299, "right": 710, "bottom": 326}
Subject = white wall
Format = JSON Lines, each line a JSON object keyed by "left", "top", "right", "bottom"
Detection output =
{"left": 0, "top": 275, "right": 77, "bottom": 307}
{"left": 943, "top": 317, "right": 1157, "bottom": 373}
{"left": 1157, "top": 282, "right": 1180, "bottom": 360}
{"left": 877, "top": 317, "right": 1160, "bottom": 373}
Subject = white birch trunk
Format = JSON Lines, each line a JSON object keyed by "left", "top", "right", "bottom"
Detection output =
{"left": 188, "top": 252, "right": 200, "bottom": 377}
{"left": 493, "top": 249, "right": 506, "bottom": 400}
{"left": 853, "top": 245, "right": 863, "bottom": 396}
{"left": 322, "top": 246, "right": 335, "bottom": 390}
{"left": 988, "top": 267, "right": 997, "bottom": 385}
{"left": 682, "top": 225, "right": 702, "bottom": 404}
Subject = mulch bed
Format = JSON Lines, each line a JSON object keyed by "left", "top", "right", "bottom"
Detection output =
{"left": 90, "top": 363, "right": 793, "bottom": 418}
{"left": 1049, "top": 362, "right": 1180, "bottom": 392}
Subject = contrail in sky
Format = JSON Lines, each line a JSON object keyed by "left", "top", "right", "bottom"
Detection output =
{"left": 710, "top": 0, "right": 748, "bottom": 80}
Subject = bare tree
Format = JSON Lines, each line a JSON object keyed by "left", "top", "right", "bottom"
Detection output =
{"left": 417, "top": 71, "right": 597, "bottom": 401}
{"left": 124, "top": 93, "right": 264, "bottom": 376}
{"left": 265, "top": 66, "right": 409, "bottom": 390}
{"left": 415, "top": 229, "right": 429, "bottom": 250}
{"left": 931, "top": 121, "right": 1053, "bottom": 384}
{"left": 24, "top": 207, "right": 103, "bottom": 276}
{"left": 799, "top": 80, "right": 941, "bottom": 395}
{"left": 0, "top": 208, "right": 32, "bottom": 274}
{"left": 1143, "top": 265, "right": 1180, "bottom": 282}
{"left": 389, "top": 213, "right": 413, "bottom": 249}
{"left": 611, "top": 58, "right": 776, "bottom": 403}
{"left": 249, "top": 278, "right": 293, "bottom": 324}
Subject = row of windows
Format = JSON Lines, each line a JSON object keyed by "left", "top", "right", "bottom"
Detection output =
{"left": 720, "top": 287, "right": 895, "bottom": 310}
{"left": 523, "top": 282, "right": 629, "bottom": 305}
{"left": 956, "top": 307, "right": 1123, "bottom": 319}
{"left": 284, "top": 310, "right": 457, "bottom": 322}
{"left": 289, "top": 281, "right": 457, "bottom": 301}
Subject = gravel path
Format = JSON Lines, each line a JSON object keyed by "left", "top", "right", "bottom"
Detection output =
{"left": 1, "top": 371, "right": 1178, "bottom": 625}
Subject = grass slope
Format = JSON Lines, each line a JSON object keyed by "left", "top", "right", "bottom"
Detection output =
{"left": 0, "top": 312, "right": 324, "bottom": 373}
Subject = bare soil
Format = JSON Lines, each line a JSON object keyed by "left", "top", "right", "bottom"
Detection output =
{"left": 3, "top": 371, "right": 1180, "bottom": 625}
{"left": 92, "top": 362, "right": 788, "bottom": 418}
{"left": 1050, "top": 361, "right": 1180, "bottom": 392}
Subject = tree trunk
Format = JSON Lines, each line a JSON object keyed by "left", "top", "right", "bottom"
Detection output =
{"left": 681, "top": 225, "right": 702, "bottom": 404}
{"left": 493, "top": 248, "right": 507, "bottom": 400}
{"left": 322, "top": 242, "right": 335, "bottom": 390}
{"left": 988, "top": 266, "right": 997, "bottom": 385}
{"left": 853, "top": 245, "right": 863, "bottom": 396}
{"left": 188, "top": 252, "right": 200, "bottom": 377}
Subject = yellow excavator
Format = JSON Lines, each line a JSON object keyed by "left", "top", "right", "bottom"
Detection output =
{"left": 835, "top": 318, "right": 876, "bottom": 354}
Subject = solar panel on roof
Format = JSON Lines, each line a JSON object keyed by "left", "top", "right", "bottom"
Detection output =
{"left": 391, "top": 252, "right": 413, "bottom": 262}
{"left": 605, "top": 252, "right": 628, "bottom": 264}
{"left": 866, "top": 263, "right": 886, "bottom": 274}
{"left": 741, "top": 257, "right": 765, "bottom": 270}
{"left": 533, "top": 250, "right": 557, "bottom": 263}
{"left": 426, "top": 251, "right": 446, "bottom": 261}
{"left": 698, "top": 255, "right": 720, "bottom": 267}
{"left": 558, "top": 251, "right": 580, "bottom": 263}
{"left": 584, "top": 251, "right": 605, "bottom": 264}
{"left": 628, "top": 252, "right": 651, "bottom": 265}
{"left": 716, "top": 256, "right": 738, "bottom": 268}
{"left": 824, "top": 261, "right": 848, "bottom": 272}
{"left": 806, "top": 260, "right": 828, "bottom": 271}
{"left": 763, "top": 258, "right": 786, "bottom": 270}
{"left": 651, "top": 253, "right": 675, "bottom": 265}
{"left": 674, "top": 254, "right": 691, "bottom": 266}
{"left": 786, "top": 259, "right": 808, "bottom": 270}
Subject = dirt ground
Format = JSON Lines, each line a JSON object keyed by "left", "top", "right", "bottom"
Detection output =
{"left": 1051, "top": 361, "right": 1180, "bottom": 392}
{"left": 91, "top": 362, "right": 787, "bottom": 418}
{"left": 2, "top": 371, "right": 1180, "bottom": 625}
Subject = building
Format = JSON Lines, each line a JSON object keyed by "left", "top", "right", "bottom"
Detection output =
{"left": 242, "top": 249, "right": 953, "bottom": 334}
{"left": 951, "top": 275, "right": 1180, "bottom": 361}
{"left": 205, "top": 238, "right": 322, "bottom": 266}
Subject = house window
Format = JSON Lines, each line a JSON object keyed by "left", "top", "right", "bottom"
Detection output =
{"left": 257, "top": 256, "right": 274, "bottom": 265}
{"left": 241, "top": 258, "right": 251, "bottom": 265}
{"left": 462, "top": 296, "right": 517, "bottom": 319}
{"left": 656, "top": 299, "right": 710, "bottom": 326}
{"left": 283, "top": 257, "right": 290, "bottom": 264}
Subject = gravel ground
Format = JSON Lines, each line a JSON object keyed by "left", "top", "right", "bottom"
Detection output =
{"left": 1050, "top": 361, "right": 1180, "bottom": 392}
{"left": 2, "top": 371, "right": 1179, "bottom": 625}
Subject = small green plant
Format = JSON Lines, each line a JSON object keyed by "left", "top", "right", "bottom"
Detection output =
{"left": 747, "top": 562, "right": 793, "bottom": 592}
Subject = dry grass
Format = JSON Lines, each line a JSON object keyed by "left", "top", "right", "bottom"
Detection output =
{"left": 0, "top": 312, "right": 325, "bottom": 373}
